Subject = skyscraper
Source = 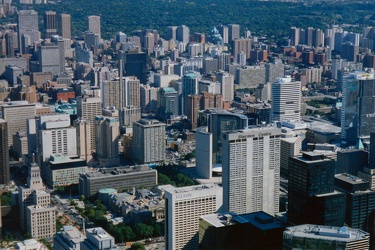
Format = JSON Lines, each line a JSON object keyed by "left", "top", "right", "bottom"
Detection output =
{"left": 232, "top": 38, "right": 252, "bottom": 61}
{"left": 182, "top": 71, "right": 200, "bottom": 115}
{"left": 0, "top": 119, "right": 9, "bottom": 185}
{"left": 289, "top": 27, "right": 300, "bottom": 46}
{"left": 17, "top": 10, "right": 39, "bottom": 54}
{"left": 216, "top": 72, "right": 234, "bottom": 102}
{"left": 227, "top": 24, "right": 240, "bottom": 42}
{"left": 77, "top": 96, "right": 102, "bottom": 152}
{"left": 74, "top": 118, "right": 92, "bottom": 163}
{"left": 341, "top": 72, "right": 375, "bottom": 145}
{"left": 271, "top": 76, "right": 301, "bottom": 122}
{"left": 1, "top": 101, "right": 36, "bottom": 148}
{"left": 164, "top": 184, "right": 223, "bottom": 250}
{"left": 222, "top": 126, "right": 281, "bottom": 215}
{"left": 95, "top": 116, "right": 120, "bottom": 167}
{"left": 132, "top": 119, "right": 166, "bottom": 164}
{"left": 176, "top": 25, "right": 190, "bottom": 44}
{"left": 44, "top": 11, "right": 57, "bottom": 39}
{"left": 166, "top": 26, "right": 177, "bottom": 41}
{"left": 157, "top": 87, "right": 179, "bottom": 121}
{"left": 58, "top": 14, "right": 71, "bottom": 39}
{"left": 288, "top": 152, "right": 345, "bottom": 226}
{"left": 87, "top": 15, "right": 101, "bottom": 40}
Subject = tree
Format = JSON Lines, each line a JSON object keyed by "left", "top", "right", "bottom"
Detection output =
{"left": 130, "top": 243, "right": 146, "bottom": 250}
{"left": 135, "top": 223, "right": 154, "bottom": 239}
{"left": 80, "top": 195, "right": 85, "bottom": 201}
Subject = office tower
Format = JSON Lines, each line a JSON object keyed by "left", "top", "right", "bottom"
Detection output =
{"left": 176, "top": 25, "right": 190, "bottom": 44}
{"left": 157, "top": 87, "right": 178, "bottom": 121}
{"left": 18, "top": 160, "right": 56, "bottom": 238}
{"left": 87, "top": 15, "right": 101, "bottom": 39}
{"left": 280, "top": 129, "right": 302, "bottom": 178}
{"left": 227, "top": 24, "right": 240, "bottom": 42}
{"left": 283, "top": 225, "right": 369, "bottom": 250}
{"left": 289, "top": 27, "right": 300, "bottom": 46}
{"left": 199, "top": 211, "right": 285, "bottom": 250}
{"left": 164, "top": 184, "right": 223, "bottom": 250}
{"left": 44, "top": 11, "right": 57, "bottom": 39}
{"left": 313, "top": 28, "right": 324, "bottom": 47}
{"left": 95, "top": 116, "right": 120, "bottom": 167}
{"left": 217, "top": 25, "right": 228, "bottom": 44}
{"left": 115, "top": 31, "right": 126, "bottom": 43}
{"left": 17, "top": 10, "right": 39, "bottom": 53}
{"left": 195, "top": 127, "right": 212, "bottom": 179}
{"left": 216, "top": 72, "right": 234, "bottom": 102}
{"left": 271, "top": 76, "right": 301, "bottom": 122}
{"left": 166, "top": 26, "right": 177, "bottom": 41}
{"left": 118, "top": 106, "right": 141, "bottom": 129}
{"left": 235, "top": 65, "right": 265, "bottom": 88}
{"left": 81, "top": 227, "right": 118, "bottom": 249}
{"left": 232, "top": 38, "right": 252, "bottom": 61}
{"left": 75, "top": 43, "right": 93, "bottom": 66}
{"left": 132, "top": 119, "right": 166, "bottom": 164}
{"left": 336, "top": 149, "right": 369, "bottom": 175}
{"left": 182, "top": 71, "right": 200, "bottom": 115}
{"left": 58, "top": 14, "right": 71, "bottom": 39}
{"left": 304, "top": 27, "right": 314, "bottom": 46}
{"left": 0, "top": 120, "right": 9, "bottom": 185}
{"left": 370, "top": 131, "right": 375, "bottom": 167}
{"left": 74, "top": 118, "right": 92, "bottom": 163}
{"left": 124, "top": 52, "right": 147, "bottom": 84}
{"left": 5, "top": 31, "right": 17, "bottom": 57}
{"left": 265, "top": 60, "right": 284, "bottom": 83}
{"left": 341, "top": 42, "right": 359, "bottom": 62}
{"left": 35, "top": 114, "right": 77, "bottom": 164}
{"left": 342, "top": 72, "right": 375, "bottom": 145}
{"left": 143, "top": 32, "right": 154, "bottom": 55}
{"left": 288, "top": 152, "right": 345, "bottom": 226}
{"left": 1, "top": 101, "right": 36, "bottom": 147}
{"left": 140, "top": 84, "right": 158, "bottom": 113}
{"left": 37, "top": 43, "right": 62, "bottom": 74}
{"left": 335, "top": 174, "right": 375, "bottom": 242}
{"left": 77, "top": 96, "right": 102, "bottom": 152}
{"left": 222, "top": 126, "right": 281, "bottom": 215}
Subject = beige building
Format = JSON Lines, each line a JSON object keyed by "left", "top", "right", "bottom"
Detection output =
{"left": 74, "top": 118, "right": 92, "bottom": 163}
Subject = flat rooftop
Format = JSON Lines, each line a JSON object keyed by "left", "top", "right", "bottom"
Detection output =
{"left": 284, "top": 224, "right": 369, "bottom": 242}
{"left": 201, "top": 211, "right": 285, "bottom": 230}
{"left": 83, "top": 165, "right": 154, "bottom": 178}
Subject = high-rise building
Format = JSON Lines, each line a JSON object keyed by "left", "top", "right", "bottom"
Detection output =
{"left": 0, "top": 119, "right": 9, "bottom": 185}
{"left": 199, "top": 211, "right": 285, "bottom": 250}
{"left": 95, "top": 116, "right": 119, "bottom": 167}
{"left": 289, "top": 27, "right": 300, "bottom": 46}
{"left": 227, "top": 24, "right": 240, "bottom": 42}
{"left": 124, "top": 52, "right": 148, "bottom": 84}
{"left": 87, "top": 15, "right": 101, "bottom": 40}
{"left": 217, "top": 25, "right": 228, "bottom": 44}
{"left": 341, "top": 72, "right": 375, "bottom": 145}
{"left": 132, "top": 119, "right": 166, "bottom": 164}
{"left": 176, "top": 25, "right": 190, "bottom": 44}
{"left": 216, "top": 72, "right": 234, "bottom": 102}
{"left": 34, "top": 114, "right": 77, "bottom": 165}
{"left": 336, "top": 149, "right": 369, "bottom": 175}
{"left": 164, "top": 184, "right": 223, "bottom": 250}
{"left": 81, "top": 227, "right": 118, "bottom": 250}
{"left": 280, "top": 129, "right": 302, "bottom": 178}
{"left": 271, "top": 76, "right": 301, "bottom": 122}
{"left": 288, "top": 152, "right": 345, "bottom": 226}
{"left": 77, "top": 96, "right": 102, "bottom": 152}
{"left": 265, "top": 60, "right": 285, "bottom": 83}
{"left": 335, "top": 173, "right": 375, "bottom": 242}
{"left": 58, "top": 14, "right": 71, "bottom": 39}
{"left": 17, "top": 10, "right": 39, "bottom": 54}
{"left": 140, "top": 84, "right": 158, "bottom": 113}
{"left": 18, "top": 160, "right": 56, "bottom": 239}
{"left": 166, "top": 26, "right": 177, "bottom": 41}
{"left": 44, "top": 11, "right": 57, "bottom": 39}
{"left": 157, "top": 87, "right": 178, "bottom": 121}
{"left": 283, "top": 224, "right": 369, "bottom": 250}
{"left": 1, "top": 101, "right": 36, "bottom": 148}
{"left": 222, "top": 126, "right": 281, "bottom": 215}
{"left": 182, "top": 71, "right": 200, "bottom": 115}
{"left": 37, "top": 43, "right": 63, "bottom": 74}
{"left": 73, "top": 118, "right": 92, "bottom": 163}
{"left": 232, "top": 38, "right": 252, "bottom": 61}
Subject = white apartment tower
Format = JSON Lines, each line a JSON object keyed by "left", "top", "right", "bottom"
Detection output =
{"left": 222, "top": 126, "right": 281, "bottom": 215}
{"left": 271, "top": 76, "right": 301, "bottom": 122}
{"left": 164, "top": 184, "right": 222, "bottom": 250}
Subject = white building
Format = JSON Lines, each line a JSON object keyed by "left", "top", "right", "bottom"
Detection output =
{"left": 222, "top": 126, "right": 281, "bottom": 215}
{"left": 132, "top": 119, "right": 166, "bottom": 164}
{"left": 271, "top": 76, "right": 301, "bottom": 122}
{"left": 195, "top": 127, "right": 213, "bottom": 179}
{"left": 164, "top": 184, "right": 222, "bottom": 250}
